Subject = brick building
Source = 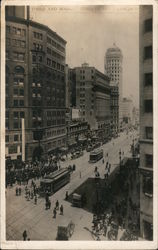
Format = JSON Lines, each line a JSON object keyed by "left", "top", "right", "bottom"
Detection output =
{"left": 5, "top": 6, "right": 67, "bottom": 160}
{"left": 69, "top": 63, "right": 111, "bottom": 140}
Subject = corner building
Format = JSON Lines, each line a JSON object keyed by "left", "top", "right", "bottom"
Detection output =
{"left": 139, "top": 5, "right": 153, "bottom": 240}
{"left": 5, "top": 6, "right": 67, "bottom": 160}
{"left": 105, "top": 44, "right": 123, "bottom": 131}
{"left": 70, "top": 63, "right": 111, "bottom": 140}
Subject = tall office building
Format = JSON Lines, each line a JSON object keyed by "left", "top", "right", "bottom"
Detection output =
{"left": 5, "top": 6, "right": 67, "bottom": 160}
{"left": 139, "top": 5, "right": 153, "bottom": 240}
{"left": 105, "top": 44, "right": 123, "bottom": 131}
{"left": 70, "top": 63, "right": 111, "bottom": 140}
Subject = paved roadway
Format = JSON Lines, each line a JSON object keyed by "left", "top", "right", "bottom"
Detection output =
{"left": 6, "top": 130, "right": 138, "bottom": 241}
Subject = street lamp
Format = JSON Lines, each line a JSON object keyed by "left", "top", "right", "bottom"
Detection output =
{"left": 132, "top": 137, "right": 135, "bottom": 158}
{"left": 119, "top": 149, "right": 122, "bottom": 173}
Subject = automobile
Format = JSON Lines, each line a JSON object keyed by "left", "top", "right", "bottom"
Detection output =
{"left": 56, "top": 220, "right": 75, "bottom": 240}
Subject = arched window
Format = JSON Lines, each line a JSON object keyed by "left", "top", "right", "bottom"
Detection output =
{"left": 14, "top": 66, "right": 24, "bottom": 74}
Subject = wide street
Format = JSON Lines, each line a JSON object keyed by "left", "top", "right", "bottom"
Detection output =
{"left": 6, "top": 130, "right": 139, "bottom": 241}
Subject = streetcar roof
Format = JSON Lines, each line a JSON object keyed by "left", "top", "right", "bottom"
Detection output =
{"left": 40, "top": 179, "right": 53, "bottom": 184}
{"left": 90, "top": 148, "right": 103, "bottom": 155}
{"left": 45, "top": 168, "right": 69, "bottom": 179}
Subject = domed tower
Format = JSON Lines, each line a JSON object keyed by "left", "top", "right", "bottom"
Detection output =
{"left": 105, "top": 43, "right": 123, "bottom": 127}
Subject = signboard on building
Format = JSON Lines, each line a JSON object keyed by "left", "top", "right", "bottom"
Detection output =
{"left": 71, "top": 108, "right": 81, "bottom": 121}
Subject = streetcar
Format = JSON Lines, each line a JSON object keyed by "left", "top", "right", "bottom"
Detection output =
{"left": 40, "top": 168, "right": 71, "bottom": 196}
{"left": 89, "top": 149, "right": 103, "bottom": 163}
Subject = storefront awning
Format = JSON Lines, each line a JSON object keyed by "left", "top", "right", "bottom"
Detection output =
{"left": 59, "top": 147, "right": 68, "bottom": 152}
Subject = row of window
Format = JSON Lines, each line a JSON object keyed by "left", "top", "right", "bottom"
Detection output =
{"left": 45, "top": 138, "right": 65, "bottom": 151}
{"left": 13, "top": 88, "right": 24, "bottom": 96}
{"left": 47, "top": 47, "right": 65, "bottom": 61}
{"left": 33, "top": 31, "right": 43, "bottom": 40}
{"left": 12, "top": 52, "right": 25, "bottom": 61}
{"left": 45, "top": 128, "right": 65, "bottom": 138}
{"left": 46, "top": 58, "right": 65, "bottom": 71}
{"left": 47, "top": 110, "right": 65, "bottom": 117}
{"left": 6, "top": 26, "right": 26, "bottom": 36}
{"left": 47, "top": 119, "right": 65, "bottom": 126}
{"left": 6, "top": 134, "right": 22, "bottom": 143}
{"left": 33, "top": 43, "right": 43, "bottom": 51}
{"left": 6, "top": 66, "right": 25, "bottom": 75}
{"left": 6, "top": 38, "right": 26, "bottom": 48}
{"left": 47, "top": 36, "right": 65, "bottom": 53}
{"left": 13, "top": 99, "right": 24, "bottom": 107}
{"left": 32, "top": 54, "right": 43, "bottom": 63}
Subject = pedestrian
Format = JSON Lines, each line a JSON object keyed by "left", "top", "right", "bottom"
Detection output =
{"left": 34, "top": 195, "right": 37, "bottom": 205}
{"left": 106, "top": 162, "right": 108, "bottom": 169}
{"left": 102, "top": 158, "right": 104, "bottom": 164}
{"left": 65, "top": 191, "right": 69, "bottom": 200}
{"left": 22, "top": 230, "right": 27, "bottom": 241}
{"left": 16, "top": 187, "right": 19, "bottom": 196}
{"left": 30, "top": 191, "right": 34, "bottom": 199}
{"left": 48, "top": 199, "right": 51, "bottom": 209}
{"left": 53, "top": 207, "right": 57, "bottom": 218}
{"left": 25, "top": 185, "right": 28, "bottom": 194}
{"left": 28, "top": 190, "right": 30, "bottom": 198}
{"left": 56, "top": 200, "right": 59, "bottom": 210}
{"left": 60, "top": 204, "right": 63, "bottom": 215}
{"left": 31, "top": 180, "right": 34, "bottom": 187}
{"left": 18, "top": 187, "right": 21, "bottom": 196}
{"left": 108, "top": 164, "right": 111, "bottom": 174}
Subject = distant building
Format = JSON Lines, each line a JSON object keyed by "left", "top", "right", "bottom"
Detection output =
{"left": 67, "top": 120, "right": 89, "bottom": 149}
{"left": 132, "top": 107, "right": 139, "bottom": 127}
{"left": 122, "top": 97, "right": 134, "bottom": 126}
{"left": 105, "top": 44, "right": 123, "bottom": 130}
{"left": 110, "top": 85, "right": 119, "bottom": 136}
{"left": 139, "top": 5, "right": 153, "bottom": 240}
{"left": 70, "top": 63, "right": 111, "bottom": 140}
{"left": 5, "top": 6, "right": 67, "bottom": 160}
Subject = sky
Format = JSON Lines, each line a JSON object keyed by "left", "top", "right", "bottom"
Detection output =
{"left": 30, "top": 5, "right": 139, "bottom": 107}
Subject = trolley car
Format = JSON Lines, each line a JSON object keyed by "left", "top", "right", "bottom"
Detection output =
{"left": 40, "top": 168, "right": 71, "bottom": 196}
{"left": 89, "top": 149, "right": 103, "bottom": 163}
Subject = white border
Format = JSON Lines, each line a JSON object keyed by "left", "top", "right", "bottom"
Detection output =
{"left": 1, "top": 0, "right": 158, "bottom": 249}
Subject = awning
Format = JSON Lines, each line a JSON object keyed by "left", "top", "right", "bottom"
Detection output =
{"left": 68, "top": 142, "right": 77, "bottom": 146}
{"left": 59, "top": 147, "right": 68, "bottom": 152}
{"left": 78, "top": 138, "right": 87, "bottom": 142}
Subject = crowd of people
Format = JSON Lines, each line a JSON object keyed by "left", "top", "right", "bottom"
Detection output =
{"left": 6, "top": 155, "right": 61, "bottom": 187}
{"left": 91, "top": 156, "right": 140, "bottom": 240}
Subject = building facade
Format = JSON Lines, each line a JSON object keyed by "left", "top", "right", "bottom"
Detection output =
{"left": 70, "top": 63, "right": 111, "bottom": 140}
{"left": 5, "top": 6, "right": 67, "bottom": 160}
{"left": 105, "top": 44, "right": 123, "bottom": 130}
{"left": 139, "top": 5, "right": 153, "bottom": 240}
{"left": 110, "top": 85, "right": 119, "bottom": 137}
{"left": 122, "top": 97, "right": 134, "bottom": 126}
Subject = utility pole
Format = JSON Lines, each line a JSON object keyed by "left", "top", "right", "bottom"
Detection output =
{"left": 22, "top": 118, "right": 25, "bottom": 161}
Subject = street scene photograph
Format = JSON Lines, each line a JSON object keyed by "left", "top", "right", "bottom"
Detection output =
{"left": 3, "top": 3, "right": 154, "bottom": 243}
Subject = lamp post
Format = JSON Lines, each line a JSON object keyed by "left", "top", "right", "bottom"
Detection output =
{"left": 132, "top": 137, "right": 135, "bottom": 158}
{"left": 119, "top": 149, "right": 122, "bottom": 173}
